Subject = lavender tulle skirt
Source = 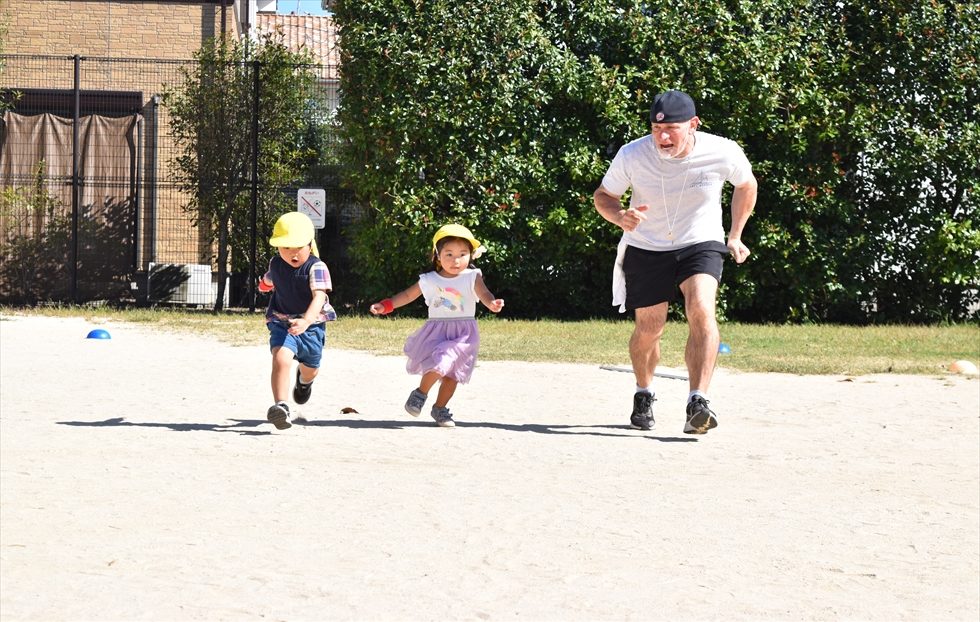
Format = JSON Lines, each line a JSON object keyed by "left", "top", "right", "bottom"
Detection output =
{"left": 403, "top": 318, "right": 480, "bottom": 383}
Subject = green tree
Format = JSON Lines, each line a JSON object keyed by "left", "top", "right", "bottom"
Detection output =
{"left": 163, "top": 31, "right": 319, "bottom": 311}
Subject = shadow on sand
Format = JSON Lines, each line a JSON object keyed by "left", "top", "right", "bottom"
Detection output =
{"left": 57, "top": 416, "right": 697, "bottom": 442}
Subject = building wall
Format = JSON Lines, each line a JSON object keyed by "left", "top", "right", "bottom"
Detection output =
{"left": 6, "top": 0, "right": 239, "bottom": 59}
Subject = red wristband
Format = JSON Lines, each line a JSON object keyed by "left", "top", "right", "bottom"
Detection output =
{"left": 381, "top": 298, "right": 394, "bottom": 314}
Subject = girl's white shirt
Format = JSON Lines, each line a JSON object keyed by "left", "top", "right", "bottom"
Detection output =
{"left": 418, "top": 268, "right": 481, "bottom": 318}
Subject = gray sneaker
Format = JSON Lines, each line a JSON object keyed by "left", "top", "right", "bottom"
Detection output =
{"left": 430, "top": 405, "right": 456, "bottom": 428}
{"left": 684, "top": 395, "right": 718, "bottom": 434}
{"left": 266, "top": 401, "right": 292, "bottom": 430}
{"left": 405, "top": 388, "right": 427, "bottom": 417}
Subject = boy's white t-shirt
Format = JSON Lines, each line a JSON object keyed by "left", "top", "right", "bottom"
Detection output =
{"left": 418, "top": 268, "right": 480, "bottom": 318}
{"left": 600, "top": 131, "right": 753, "bottom": 251}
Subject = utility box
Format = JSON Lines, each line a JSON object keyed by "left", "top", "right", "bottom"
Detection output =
{"left": 147, "top": 263, "right": 228, "bottom": 307}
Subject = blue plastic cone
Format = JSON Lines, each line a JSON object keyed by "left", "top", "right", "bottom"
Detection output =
{"left": 86, "top": 328, "right": 111, "bottom": 340}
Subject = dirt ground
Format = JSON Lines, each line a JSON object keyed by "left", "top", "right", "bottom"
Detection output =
{"left": 1, "top": 314, "right": 978, "bottom": 621}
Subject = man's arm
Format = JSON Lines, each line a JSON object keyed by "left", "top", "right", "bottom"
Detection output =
{"left": 593, "top": 187, "right": 647, "bottom": 232}
{"left": 726, "top": 175, "right": 758, "bottom": 264}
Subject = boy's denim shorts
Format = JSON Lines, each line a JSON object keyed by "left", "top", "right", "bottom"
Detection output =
{"left": 267, "top": 321, "right": 326, "bottom": 368}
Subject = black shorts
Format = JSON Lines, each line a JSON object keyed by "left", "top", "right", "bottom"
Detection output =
{"left": 623, "top": 241, "right": 729, "bottom": 310}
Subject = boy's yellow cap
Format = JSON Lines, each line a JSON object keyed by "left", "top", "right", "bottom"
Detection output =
{"left": 432, "top": 224, "right": 484, "bottom": 258}
{"left": 270, "top": 212, "right": 315, "bottom": 248}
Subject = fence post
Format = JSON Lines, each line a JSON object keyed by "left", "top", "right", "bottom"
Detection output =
{"left": 133, "top": 116, "right": 142, "bottom": 271}
{"left": 249, "top": 59, "right": 259, "bottom": 312}
{"left": 70, "top": 54, "right": 80, "bottom": 303}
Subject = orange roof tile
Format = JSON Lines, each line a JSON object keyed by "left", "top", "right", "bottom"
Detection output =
{"left": 255, "top": 13, "right": 339, "bottom": 79}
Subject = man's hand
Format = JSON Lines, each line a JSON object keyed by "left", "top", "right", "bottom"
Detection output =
{"left": 727, "top": 238, "right": 751, "bottom": 264}
{"left": 620, "top": 205, "right": 648, "bottom": 232}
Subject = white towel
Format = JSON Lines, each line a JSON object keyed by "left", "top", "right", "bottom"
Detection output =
{"left": 612, "top": 237, "right": 628, "bottom": 313}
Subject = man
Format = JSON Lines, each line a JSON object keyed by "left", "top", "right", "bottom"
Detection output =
{"left": 593, "top": 90, "right": 757, "bottom": 434}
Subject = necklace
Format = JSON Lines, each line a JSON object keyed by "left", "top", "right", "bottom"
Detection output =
{"left": 660, "top": 159, "right": 692, "bottom": 243}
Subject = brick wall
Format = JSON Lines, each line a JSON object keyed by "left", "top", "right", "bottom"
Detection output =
{"left": 6, "top": 0, "right": 235, "bottom": 59}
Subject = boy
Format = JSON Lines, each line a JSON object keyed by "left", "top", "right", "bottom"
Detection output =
{"left": 258, "top": 212, "right": 335, "bottom": 429}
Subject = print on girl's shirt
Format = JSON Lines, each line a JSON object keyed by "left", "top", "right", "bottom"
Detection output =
{"left": 432, "top": 286, "right": 464, "bottom": 312}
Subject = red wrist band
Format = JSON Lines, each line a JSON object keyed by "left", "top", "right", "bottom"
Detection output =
{"left": 381, "top": 298, "right": 394, "bottom": 314}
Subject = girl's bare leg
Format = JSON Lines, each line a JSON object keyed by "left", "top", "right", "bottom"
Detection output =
{"left": 434, "top": 378, "right": 458, "bottom": 408}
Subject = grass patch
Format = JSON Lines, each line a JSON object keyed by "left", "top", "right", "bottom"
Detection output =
{"left": 3, "top": 306, "right": 977, "bottom": 376}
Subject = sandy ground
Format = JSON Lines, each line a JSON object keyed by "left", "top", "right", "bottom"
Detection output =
{"left": 0, "top": 314, "right": 978, "bottom": 622}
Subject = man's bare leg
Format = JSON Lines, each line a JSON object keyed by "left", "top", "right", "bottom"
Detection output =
{"left": 679, "top": 274, "right": 720, "bottom": 433}
{"left": 630, "top": 303, "right": 669, "bottom": 388}
{"left": 628, "top": 303, "right": 668, "bottom": 430}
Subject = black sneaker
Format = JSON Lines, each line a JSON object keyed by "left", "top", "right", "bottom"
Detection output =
{"left": 293, "top": 368, "right": 313, "bottom": 405}
{"left": 266, "top": 402, "right": 292, "bottom": 430}
{"left": 630, "top": 392, "right": 655, "bottom": 430}
{"left": 684, "top": 395, "right": 718, "bottom": 434}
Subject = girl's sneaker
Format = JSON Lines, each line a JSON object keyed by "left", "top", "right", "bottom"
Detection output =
{"left": 266, "top": 401, "right": 292, "bottom": 430}
{"left": 430, "top": 406, "right": 456, "bottom": 428}
{"left": 404, "top": 388, "right": 427, "bottom": 416}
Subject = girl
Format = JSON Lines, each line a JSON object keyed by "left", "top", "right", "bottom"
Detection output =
{"left": 370, "top": 224, "right": 504, "bottom": 427}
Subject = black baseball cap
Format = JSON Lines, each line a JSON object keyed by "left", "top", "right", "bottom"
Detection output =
{"left": 650, "top": 90, "right": 697, "bottom": 123}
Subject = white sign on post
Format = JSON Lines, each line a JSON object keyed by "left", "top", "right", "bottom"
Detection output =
{"left": 297, "top": 188, "right": 326, "bottom": 229}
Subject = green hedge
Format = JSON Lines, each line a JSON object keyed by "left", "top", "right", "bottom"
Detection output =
{"left": 334, "top": 0, "right": 979, "bottom": 323}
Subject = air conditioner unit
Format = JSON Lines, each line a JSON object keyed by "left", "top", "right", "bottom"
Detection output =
{"left": 148, "top": 263, "right": 226, "bottom": 306}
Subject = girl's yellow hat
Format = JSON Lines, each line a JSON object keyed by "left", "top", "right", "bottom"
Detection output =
{"left": 432, "top": 224, "right": 484, "bottom": 258}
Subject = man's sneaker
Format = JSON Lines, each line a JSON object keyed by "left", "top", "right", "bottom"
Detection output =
{"left": 630, "top": 391, "right": 656, "bottom": 430}
{"left": 293, "top": 369, "right": 313, "bottom": 405}
{"left": 684, "top": 395, "right": 718, "bottom": 434}
{"left": 266, "top": 402, "right": 292, "bottom": 430}
{"left": 404, "top": 388, "right": 427, "bottom": 417}
{"left": 430, "top": 405, "right": 456, "bottom": 428}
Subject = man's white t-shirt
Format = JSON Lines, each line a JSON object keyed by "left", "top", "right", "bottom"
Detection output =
{"left": 600, "top": 131, "right": 753, "bottom": 251}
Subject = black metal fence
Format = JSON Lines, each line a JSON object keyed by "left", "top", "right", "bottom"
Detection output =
{"left": 0, "top": 53, "right": 361, "bottom": 309}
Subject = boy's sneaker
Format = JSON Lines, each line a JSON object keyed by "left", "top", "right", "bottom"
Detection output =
{"left": 293, "top": 369, "right": 313, "bottom": 405}
{"left": 630, "top": 391, "right": 656, "bottom": 430}
{"left": 430, "top": 406, "right": 456, "bottom": 428}
{"left": 404, "top": 388, "right": 427, "bottom": 417}
{"left": 684, "top": 395, "right": 718, "bottom": 434}
{"left": 267, "top": 401, "right": 292, "bottom": 430}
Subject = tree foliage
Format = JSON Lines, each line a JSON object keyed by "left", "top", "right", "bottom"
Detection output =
{"left": 163, "top": 31, "right": 320, "bottom": 311}
{"left": 334, "top": 0, "right": 979, "bottom": 322}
